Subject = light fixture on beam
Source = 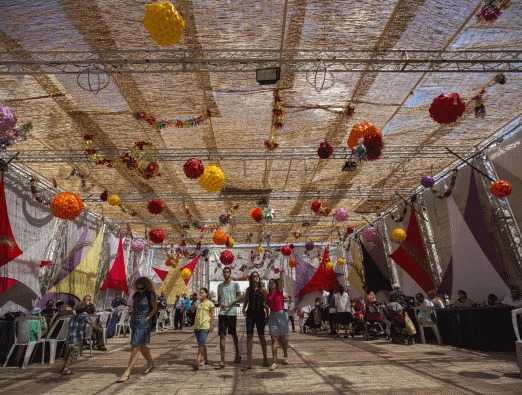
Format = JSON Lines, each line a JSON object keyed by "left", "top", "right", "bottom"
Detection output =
{"left": 256, "top": 67, "right": 280, "bottom": 85}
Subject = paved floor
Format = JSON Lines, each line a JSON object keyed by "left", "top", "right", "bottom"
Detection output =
{"left": 1, "top": 326, "right": 521, "bottom": 394}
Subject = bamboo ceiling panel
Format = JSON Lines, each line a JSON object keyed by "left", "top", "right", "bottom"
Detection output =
{"left": 1, "top": 0, "right": 521, "bottom": 243}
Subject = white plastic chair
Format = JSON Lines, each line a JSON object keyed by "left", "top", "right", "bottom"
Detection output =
{"left": 115, "top": 309, "right": 131, "bottom": 337}
{"left": 41, "top": 317, "right": 72, "bottom": 364}
{"left": 413, "top": 307, "right": 442, "bottom": 345}
{"left": 512, "top": 307, "right": 522, "bottom": 378}
{"left": 3, "top": 317, "right": 44, "bottom": 368}
{"left": 96, "top": 312, "right": 111, "bottom": 345}
{"left": 82, "top": 324, "right": 94, "bottom": 357}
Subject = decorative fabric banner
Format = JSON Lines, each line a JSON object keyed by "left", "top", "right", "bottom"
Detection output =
{"left": 446, "top": 196, "right": 510, "bottom": 302}
{"left": 100, "top": 238, "right": 128, "bottom": 294}
{"left": 362, "top": 244, "right": 391, "bottom": 293}
{"left": 0, "top": 278, "right": 35, "bottom": 310}
{"left": 298, "top": 248, "right": 340, "bottom": 306}
{"left": 180, "top": 255, "right": 200, "bottom": 285}
{"left": 390, "top": 208, "right": 435, "bottom": 294}
{"left": 152, "top": 267, "right": 169, "bottom": 282}
{"left": 294, "top": 253, "right": 316, "bottom": 303}
{"left": 48, "top": 225, "right": 105, "bottom": 302}
{"left": 159, "top": 267, "right": 188, "bottom": 305}
{"left": 347, "top": 239, "right": 365, "bottom": 298}
{"left": 0, "top": 176, "right": 22, "bottom": 267}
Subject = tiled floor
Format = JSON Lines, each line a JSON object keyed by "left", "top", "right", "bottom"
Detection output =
{"left": 1, "top": 326, "right": 520, "bottom": 394}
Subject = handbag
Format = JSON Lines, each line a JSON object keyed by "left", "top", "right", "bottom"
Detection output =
{"left": 404, "top": 312, "right": 417, "bottom": 336}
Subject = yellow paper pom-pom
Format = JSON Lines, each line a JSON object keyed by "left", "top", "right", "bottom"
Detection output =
{"left": 391, "top": 227, "right": 407, "bottom": 243}
{"left": 336, "top": 257, "right": 346, "bottom": 266}
{"left": 198, "top": 164, "right": 225, "bottom": 192}
{"left": 181, "top": 267, "right": 192, "bottom": 281}
{"left": 107, "top": 194, "right": 121, "bottom": 206}
{"left": 144, "top": 1, "right": 185, "bottom": 46}
{"left": 325, "top": 260, "right": 334, "bottom": 271}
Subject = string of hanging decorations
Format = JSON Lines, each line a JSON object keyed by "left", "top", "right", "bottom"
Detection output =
{"left": 135, "top": 111, "right": 207, "bottom": 130}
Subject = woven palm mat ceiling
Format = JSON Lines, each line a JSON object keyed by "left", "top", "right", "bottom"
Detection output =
{"left": 1, "top": 0, "right": 521, "bottom": 244}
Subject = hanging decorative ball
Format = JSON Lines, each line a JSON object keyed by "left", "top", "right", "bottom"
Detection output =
{"left": 262, "top": 207, "right": 274, "bottom": 222}
{"left": 220, "top": 249, "right": 235, "bottom": 265}
{"left": 198, "top": 164, "right": 225, "bottom": 192}
{"left": 100, "top": 190, "right": 108, "bottom": 202}
{"left": 353, "top": 143, "right": 367, "bottom": 161}
{"left": 333, "top": 208, "right": 349, "bottom": 222}
{"left": 421, "top": 175, "right": 435, "bottom": 188}
{"left": 490, "top": 179, "right": 512, "bottom": 198}
{"left": 165, "top": 256, "right": 177, "bottom": 267}
{"left": 348, "top": 121, "right": 380, "bottom": 149}
{"left": 143, "top": 0, "right": 185, "bottom": 46}
{"left": 362, "top": 226, "right": 379, "bottom": 244}
{"left": 147, "top": 198, "right": 166, "bottom": 214}
{"left": 429, "top": 93, "right": 466, "bottom": 124}
{"left": 0, "top": 105, "right": 17, "bottom": 132}
{"left": 51, "top": 192, "right": 85, "bottom": 220}
{"left": 317, "top": 140, "right": 334, "bottom": 159}
{"left": 250, "top": 207, "right": 263, "bottom": 222}
{"left": 311, "top": 200, "right": 322, "bottom": 214}
{"left": 391, "top": 227, "right": 407, "bottom": 243}
{"left": 288, "top": 257, "right": 297, "bottom": 268}
{"left": 363, "top": 134, "right": 384, "bottom": 161}
{"left": 219, "top": 213, "right": 230, "bottom": 225}
{"left": 183, "top": 158, "right": 205, "bottom": 179}
{"left": 281, "top": 244, "right": 293, "bottom": 256}
{"left": 256, "top": 245, "right": 265, "bottom": 255}
{"left": 107, "top": 194, "right": 121, "bottom": 206}
{"left": 336, "top": 257, "right": 346, "bottom": 266}
{"left": 305, "top": 240, "right": 315, "bottom": 251}
{"left": 212, "top": 229, "right": 228, "bottom": 245}
{"left": 181, "top": 267, "right": 192, "bottom": 281}
{"left": 131, "top": 239, "right": 146, "bottom": 253}
{"left": 225, "top": 236, "right": 235, "bottom": 249}
{"left": 149, "top": 228, "right": 166, "bottom": 244}
{"left": 325, "top": 260, "right": 334, "bottom": 271}
{"left": 346, "top": 226, "right": 355, "bottom": 235}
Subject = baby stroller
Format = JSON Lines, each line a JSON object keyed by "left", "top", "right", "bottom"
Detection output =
{"left": 303, "top": 306, "right": 322, "bottom": 334}
{"left": 364, "top": 301, "right": 387, "bottom": 340}
{"left": 350, "top": 298, "right": 366, "bottom": 337}
{"left": 385, "top": 302, "right": 416, "bottom": 345}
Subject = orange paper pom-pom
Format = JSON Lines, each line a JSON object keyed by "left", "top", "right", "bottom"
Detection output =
{"left": 51, "top": 192, "right": 85, "bottom": 220}
{"left": 490, "top": 179, "right": 512, "bottom": 198}
{"left": 347, "top": 121, "right": 381, "bottom": 149}
{"left": 212, "top": 229, "right": 228, "bottom": 245}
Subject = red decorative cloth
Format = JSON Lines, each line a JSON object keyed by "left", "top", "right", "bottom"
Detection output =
{"left": 100, "top": 238, "right": 128, "bottom": 294}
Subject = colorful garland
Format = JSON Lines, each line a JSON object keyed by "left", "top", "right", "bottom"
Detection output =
{"left": 135, "top": 111, "right": 207, "bottom": 130}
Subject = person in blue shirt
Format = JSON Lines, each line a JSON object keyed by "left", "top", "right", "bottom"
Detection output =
{"left": 174, "top": 295, "right": 185, "bottom": 329}
{"left": 182, "top": 294, "right": 192, "bottom": 325}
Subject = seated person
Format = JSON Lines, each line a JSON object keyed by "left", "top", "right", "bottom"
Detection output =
{"left": 486, "top": 293, "right": 504, "bottom": 307}
{"left": 82, "top": 294, "right": 107, "bottom": 351}
{"left": 452, "top": 290, "right": 475, "bottom": 308}
{"left": 304, "top": 298, "right": 323, "bottom": 334}
{"left": 83, "top": 295, "right": 96, "bottom": 315}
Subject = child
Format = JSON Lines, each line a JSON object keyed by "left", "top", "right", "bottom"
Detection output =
{"left": 61, "top": 303, "right": 99, "bottom": 375}
{"left": 193, "top": 287, "right": 214, "bottom": 370}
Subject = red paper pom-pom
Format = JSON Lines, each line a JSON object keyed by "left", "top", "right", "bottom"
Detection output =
{"left": 147, "top": 199, "right": 166, "bottom": 215}
{"left": 490, "top": 180, "right": 512, "bottom": 198}
{"left": 149, "top": 228, "right": 166, "bottom": 244}
{"left": 183, "top": 158, "right": 205, "bottom": 179}
{"left": 220, "top": 249, "right": 235, "bottom": 265}
{"left": 429, "top": 93, "right": 465, "bottom": 124}
{"left": 317, "top": 141, "right": 333, "bottom": 159}
{"left": 363, "top": 134, "right": 383, "bottom": 160}
{"left": 311, "top": 199, "right": 322, "bottom": 213}
{"left": 281, "top": 244, "right": 292, "bottom": 256}
{"left": 250, "top": 207, "right": 263, "bottom": 222}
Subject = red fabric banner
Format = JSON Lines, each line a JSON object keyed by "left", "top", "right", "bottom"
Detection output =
{"left": 298, "top": 247, "right": 339, "bottom": 298}
{"left": 152, "top": 267, "right": 169, "bottom": 282}
{"left": 181, "top": 255, "right": 200, "bottom": 285}
{"left": 100, "top": 238, "right": 128, "bottom": 294}
{"left": 390, "top": 208, "right": 434, "bottom": 293}
{"left": 0, "top": 176, "right": 23, "bottom": 268}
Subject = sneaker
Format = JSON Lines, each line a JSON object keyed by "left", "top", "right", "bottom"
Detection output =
{"left": 269, "top": 363, "right": 277, "bottom": 371}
